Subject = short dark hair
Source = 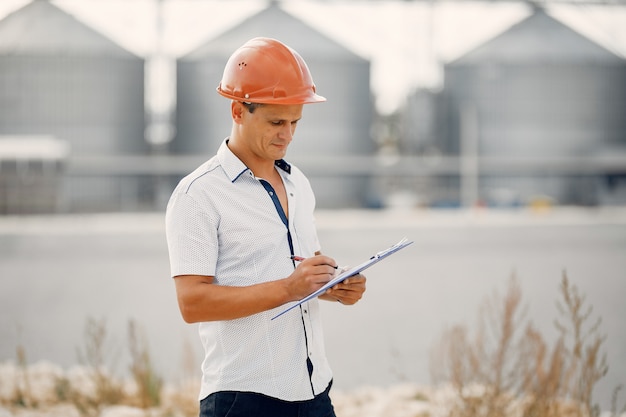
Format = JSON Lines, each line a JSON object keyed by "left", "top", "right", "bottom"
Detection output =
{"left": 242, "top": 102, "right": 263, "bottom": 113}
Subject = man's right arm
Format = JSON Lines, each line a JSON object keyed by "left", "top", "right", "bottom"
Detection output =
{"left": 173, "top": 255, "right": 338, "bottom": 322}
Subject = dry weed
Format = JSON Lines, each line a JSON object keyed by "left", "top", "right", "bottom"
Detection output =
{"left": 127, "top": 319, "right": 163, "bottom": 409}
{"left": 431, "top": 273, "right": 624, "bottom": 417}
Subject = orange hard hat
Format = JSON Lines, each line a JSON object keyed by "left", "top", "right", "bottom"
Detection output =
{"left": 216, "top": 37, "right": 326, "bottom": 105}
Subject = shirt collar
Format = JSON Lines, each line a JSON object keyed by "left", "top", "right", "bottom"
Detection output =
{"left": 274, "top": 159, "right": 292, "bottom": 175}
{"left": 218, "top": 139, "right": 292, "bottom": 182}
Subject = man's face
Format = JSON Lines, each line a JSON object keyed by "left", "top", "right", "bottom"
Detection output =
{"left": 239, "top": 103, "right": 304, "bottom": 162}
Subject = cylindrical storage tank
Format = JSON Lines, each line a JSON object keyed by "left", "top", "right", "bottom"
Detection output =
{"left": 175, "top": 4, "right": 374, "bottom": 208}
{"left": 0, "top": 0, "right": 146, "bottom": 212}
{"left": 442, "top": 8, "right": 626, "bottom": 206}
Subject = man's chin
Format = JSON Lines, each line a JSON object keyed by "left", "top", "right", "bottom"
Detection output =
{"left": 271, "top": 146, "right": 288, "bottom": 159}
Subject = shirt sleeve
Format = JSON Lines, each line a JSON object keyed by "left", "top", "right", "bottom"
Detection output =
{"left": 165, "top": 190, "right": 218, "bottom": 278}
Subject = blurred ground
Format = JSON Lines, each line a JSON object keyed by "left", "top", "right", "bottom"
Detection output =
{"left": 1, "top": 207, "right": 625, "bottom": 410}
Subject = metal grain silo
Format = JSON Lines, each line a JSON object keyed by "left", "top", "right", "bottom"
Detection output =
{"left": 175, "top": 2, "right": 374, "bottom": 208}
{"left": 442, "top": 7, "right": 626, "bottom": 206}
{"left": 0, "top": 0, "right": 146, "bottom": 212}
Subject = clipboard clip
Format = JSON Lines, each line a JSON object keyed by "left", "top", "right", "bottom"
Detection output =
{"left": 370, "top": 237, "right": 410, "bottom": 259}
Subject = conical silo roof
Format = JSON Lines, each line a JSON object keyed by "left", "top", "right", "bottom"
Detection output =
{"left": 451, "top": 7, "right": 624, "bottom": 65}
{"left": 181, "top": 2, "right": 364, "bottom": 62}
{"left": 0, "top": 0, "right": 137, "bottom": 57}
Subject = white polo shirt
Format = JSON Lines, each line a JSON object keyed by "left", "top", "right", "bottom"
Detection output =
{"left": 165, "top": 139, "right": 333, "bottom": 402}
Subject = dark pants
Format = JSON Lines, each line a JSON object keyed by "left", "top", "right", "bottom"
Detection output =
{"left": 199, "top": 382, "right": 336, "bottom": 417}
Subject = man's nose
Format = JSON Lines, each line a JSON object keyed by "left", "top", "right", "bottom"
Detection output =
{"left": 280, "top": 124, "right": 294, "bottom": 141}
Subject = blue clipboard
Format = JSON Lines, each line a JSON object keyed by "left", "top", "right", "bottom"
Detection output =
{"left": 271, "top": 237, "right": 414, "bottom": 320}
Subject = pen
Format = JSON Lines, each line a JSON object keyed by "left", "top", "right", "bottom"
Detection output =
{"left": 289, "top": 255, "right": 338, "bottom": 269}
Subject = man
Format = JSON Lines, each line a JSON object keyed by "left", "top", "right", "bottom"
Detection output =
{"left": 165, "top": 37, "right": 367, "bottom": 417}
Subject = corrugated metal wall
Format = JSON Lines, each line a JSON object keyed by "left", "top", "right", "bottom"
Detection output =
{"left": 0, "top": 56, "right": 145, "bottom": 155}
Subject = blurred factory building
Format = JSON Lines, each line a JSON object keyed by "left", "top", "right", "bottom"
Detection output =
{"left": 0, "top": 0, "right": 146, "bottom": 213}
{"left": 1, "top": 1, "right": 625, "bottom": 213}
{"left": 402, "top": 6, "right": 626, "bottom": 207}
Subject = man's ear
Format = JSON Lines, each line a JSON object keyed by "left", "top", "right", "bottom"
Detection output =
{"left": 231, "top": 101, "right": 245, "bottom": 124}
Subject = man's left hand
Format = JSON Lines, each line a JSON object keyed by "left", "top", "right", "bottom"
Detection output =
{"left": 320, "top": 274, "right": 367, "bottom": 305}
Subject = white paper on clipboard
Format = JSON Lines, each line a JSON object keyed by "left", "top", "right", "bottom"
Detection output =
{"left": 271, "top": 237, "right": 414, "bottom": 320}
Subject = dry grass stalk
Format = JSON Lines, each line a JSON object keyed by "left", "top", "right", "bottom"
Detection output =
{"left": 555, "top": 275, "right": 608, "bottom": 416}
{"left": 127, "top": 319, "right": 163, "bottom": 409}
{"left": 72, "top": 316, "right": 124, "bottom": 416}
{"left": 13, "top": 344, "right": 34, "bottom": 408}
